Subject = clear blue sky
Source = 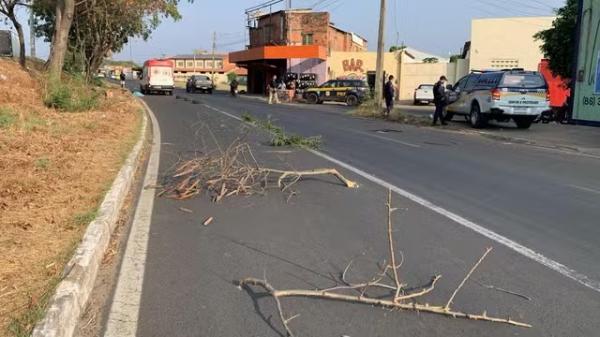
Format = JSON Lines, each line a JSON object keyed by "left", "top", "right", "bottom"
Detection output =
{"left": 2, "top": 0, "right": 566, "bottom": 64}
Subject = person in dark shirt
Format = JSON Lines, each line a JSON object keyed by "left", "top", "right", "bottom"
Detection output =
{"left": 384, "top": 75, "right": 396, "bottom": 117}
{"left": 432, "top": 75, "right": 449, "bottom": 126}
{"left": 268, "top": 75, "right": 280, "bottom": 104}
{"left": 119, "top": 72, "right": 126, "bottom": 89}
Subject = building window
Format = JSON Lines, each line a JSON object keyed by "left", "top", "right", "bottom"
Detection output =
{"left": 195, "top": 60, "right": 204, "bottom": 68}
{"left": 302, "top": 33, "right": 314, "bottom": 45}
{"left": 215, "top": 60, "right": 223, "bottom": 69}
{"left": 176, "top": 60, "right": 185, "bottom": 68}
{"left": 491, "top": 59, "right": 519, "bottom": 69}
{"left": 185, "top": 60, "right": 194, "bottom": 68}
{"left": 205, "top": 60, "right": 213, "bottom": 69}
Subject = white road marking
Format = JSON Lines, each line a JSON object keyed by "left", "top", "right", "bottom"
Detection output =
{"left": 349, "top": 129, "right": 421, "bottom": 148}
{"left": 204, "top": 102, "right": 600, "bottom": 294}
{"left": 104, "top": 101, "right": 161, "bottom": 337}
{"left": 568, "top": 184, "right": 600, "bottom": 195}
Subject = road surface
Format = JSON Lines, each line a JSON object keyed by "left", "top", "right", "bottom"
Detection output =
{"left": 103, "top": 89, "right": 600, "bottom": 337}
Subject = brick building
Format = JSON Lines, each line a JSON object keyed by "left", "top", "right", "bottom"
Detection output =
{"left": 229, "top": 9, "right": 367, "bottom": 94}
{"left": 170, "top": 54, "right": 247, "bottom": 83}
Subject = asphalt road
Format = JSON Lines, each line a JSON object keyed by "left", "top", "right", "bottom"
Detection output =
{"left": 106, "top": 87, "right": 600, "bottom": 337}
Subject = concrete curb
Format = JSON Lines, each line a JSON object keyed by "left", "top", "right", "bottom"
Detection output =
{"left": 31, "top": 104, "right": 150, "bottom": 337}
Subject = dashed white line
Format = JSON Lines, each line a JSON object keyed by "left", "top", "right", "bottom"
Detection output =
{"left": 204, "top": 102, "right": 600, "bottom": 294}
{"left": 568, "top": 184, "right": 600, "bottom": 195}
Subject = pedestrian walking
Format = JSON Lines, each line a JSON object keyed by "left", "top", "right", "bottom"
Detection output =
{"left": 230, "top": 78, "right": 239, "bottom": 97}
{"left": 268, "top": 75, "right": 280, "bottom": 104}
{"left": 432, "top": 75, "right": 449, "bottom": 126}
{"left": 120, "top": 72, "right": 126, "bottom": 89}
{"left": 384, "top": 75, "right": 396, "bottom": 117}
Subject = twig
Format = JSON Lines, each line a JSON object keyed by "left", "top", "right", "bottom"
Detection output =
{"left": 445, "top": 247, "right": 493, "bottom": 310}
{"left": 386, "top": 190, "right": 403, "bottom": 300}
{"left": 474, "top": 279, "right": 532, "bottom": 301}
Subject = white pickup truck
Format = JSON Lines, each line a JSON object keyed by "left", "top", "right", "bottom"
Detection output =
{"left": 413, "top": 84, "right": 434, "bottom": 105}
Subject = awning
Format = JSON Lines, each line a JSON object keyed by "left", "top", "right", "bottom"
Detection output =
{"left": 229, "top": 45, "right": 327, "bottom": 63}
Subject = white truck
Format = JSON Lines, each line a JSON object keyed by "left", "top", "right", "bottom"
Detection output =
{"left": 140, "top": 59, "right": 174, "bottom": 96}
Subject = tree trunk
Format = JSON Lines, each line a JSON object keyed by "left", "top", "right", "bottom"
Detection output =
{"left": 47, "top": 0, "right": 76, "bottom": 79}
{"left": 3, "top": 7, "right": 26, "bottom": 68}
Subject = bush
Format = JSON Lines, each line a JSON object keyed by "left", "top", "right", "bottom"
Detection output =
{"left": 44, "top": 77, "right": 100, "bottom": 112}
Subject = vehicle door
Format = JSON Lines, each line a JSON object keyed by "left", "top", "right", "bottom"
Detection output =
{"left": 149, "top": 66, "right": 174, "bottom": 88}
{"left": 448, "top": 76, "right": 470, "bottom": 113}
{"left": 321, "top": 81, "right": 338, "bottom": 102}
{"left": 458, "top": 74, "right": 482, "bottom": 114}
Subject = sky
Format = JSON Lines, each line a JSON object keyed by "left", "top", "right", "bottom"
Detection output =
{"left": 1, "top": 0, "right": 566, "bottom": 64}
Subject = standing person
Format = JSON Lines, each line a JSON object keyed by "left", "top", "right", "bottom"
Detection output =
{"left": 384, "top": 75, "right": 396, "bottom": 117}
{"left": 230, "top": 77, "right": 239, "bottom": 97}
{"left": 432, "top": 75, "right": 449, "bottom": 126}
{"left": 119, "top": 72, "right": 126, "bottom": 89}
{"left": 268, "top": 75, "right": 280, "bottom": 104}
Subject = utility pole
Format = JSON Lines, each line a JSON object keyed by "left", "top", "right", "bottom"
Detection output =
{"left": 211, "top": 31, "right": 216, "bottom": 83}
{"left": 374, "top": 0, "right": 386, "bottom": 112}
{"left": 286, "top": 0, "right": 292, "bottom": 9}
{"left": 29, "top": 9, "right": 36, "bottom": 58}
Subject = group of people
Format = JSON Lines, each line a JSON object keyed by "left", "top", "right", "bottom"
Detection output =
{"left": 384, "top": 74, "right": 450, "bottom": 126}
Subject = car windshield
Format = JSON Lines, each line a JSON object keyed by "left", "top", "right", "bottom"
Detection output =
{"left": 500, "top": 74, "right": 545, "bottom": 88}
{"left": 418, "top": 85, "right": 434, "bottom": 89}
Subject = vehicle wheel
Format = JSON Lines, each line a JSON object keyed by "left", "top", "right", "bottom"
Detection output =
{"left": 317, "top": 100, "right": 324, "bottom": 104}
{"left": 208, "top": 90, "right": 213, "bottom": 95}
{"left": 168, "top": 91, "right": 173, "bottom": 96}
{"left": 469, "top": 103, "right": 487, "bottom": 128}
{"left": 346, "top": 95, "right": 359, "bottom": 106}
{"left": 413, "top": 100, "right": 419, "bottom": 105}
{"left": 514, "top": 116, "right": 535, "bottom": 129}
{"left": 306, "top": 93, "right": 319, "bottom": 104}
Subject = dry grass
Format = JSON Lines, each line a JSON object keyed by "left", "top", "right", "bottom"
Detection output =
{"left": 352, "top": 100, "right": 431, "bottom": 126}
{"left": 0, "top": 59, "right": 142, "bottom": 336}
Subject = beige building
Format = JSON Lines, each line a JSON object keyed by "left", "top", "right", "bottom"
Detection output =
{"left": 466, "top": 17, "right": 554, "bottom": 72}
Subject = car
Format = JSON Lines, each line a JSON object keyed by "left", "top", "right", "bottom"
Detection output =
{"left": 303, "top": 79, "right": 369, "bottom": 106}
{"left": 413, "top": 84, "right": 434, "bottom": 105}
{"left": 186, "top": 75, "right": 214, "bottom": 94}
{"left": 446, "top": 69, "right": 550, "bottom": 129}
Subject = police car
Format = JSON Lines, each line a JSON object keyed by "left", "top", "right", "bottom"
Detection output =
{"left": 446, "top": 69, "right": 550, "bottom": 129}
{"left": 303, "top": 79, "right": 369, "bottom": 106}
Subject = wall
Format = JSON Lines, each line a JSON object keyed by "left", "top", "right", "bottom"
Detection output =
{"left": 469, "top": 17, "right": 554, "bottom": 71}
{"left": 286, "top": 12, "right": 330, "bottom": 47}
{"left": 327, "top": 51, "right": 398, "bottom": 81}
{"left": 573, "top": 0, "right": 600, "bottom": 122}
{"left": 288, "top": 58, "right": 327, "bottom": 84}
{"left": 328, "top": 27, "right": 367, "bottom": 53}
{"left": 398, "top": 62, "right": 451, "bottom": 101}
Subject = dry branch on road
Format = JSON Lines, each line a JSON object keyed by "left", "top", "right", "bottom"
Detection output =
{"left": 160, "top": 140, "right": 358, "bottom": 202}
{"left": 239, "top": 190, "right": 531, "bottom": 336}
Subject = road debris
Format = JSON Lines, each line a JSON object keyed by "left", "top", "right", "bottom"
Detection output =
{"left": 238, "top": 190, "right": 531, "bottom": 337}
{"left": 159, "top": 140, "right": 357, "bottom": 202}
{"left": 202, "top": 217, "right": 214, "bottom": 226}
{"left": 178, "top": 207, "right": 193, "bottom": 214}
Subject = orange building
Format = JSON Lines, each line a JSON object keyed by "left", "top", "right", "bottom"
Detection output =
{"left": 230, "top": 9, "right": 367, "bottom": 94}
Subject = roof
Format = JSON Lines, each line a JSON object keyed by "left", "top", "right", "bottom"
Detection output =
{"left": 170, "top": 54, "right": 226, "bottom": 60}
{"left": 402, "top": 47, "right": 448, "bottom": 63}
{"left": 329, "top": 24, "right": 368, "bottom": 43}
{"left": 229, "top": 45, "right": 327, "bottom": 63}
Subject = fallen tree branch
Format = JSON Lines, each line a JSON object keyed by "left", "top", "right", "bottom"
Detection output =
{"left": 238, "top": 190, "right": 531, "bottom": 336}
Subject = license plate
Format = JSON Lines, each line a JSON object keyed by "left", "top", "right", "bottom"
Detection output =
{"left": 514, "top": 108, "right": 528, "bottom": 113}
{"left": 154, "top": 86, "right": 162, "bottom": 89}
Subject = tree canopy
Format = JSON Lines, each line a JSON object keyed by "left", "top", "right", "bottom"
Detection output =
{"left": 534, "top": 0, "right": 578, "bottom": 79}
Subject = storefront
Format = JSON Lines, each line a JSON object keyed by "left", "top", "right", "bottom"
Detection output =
{"left": 229, "top": 45, "right": 327, "bottom": 94}
{"left": 572, "top": 0, "right": 600, "bottom": 124}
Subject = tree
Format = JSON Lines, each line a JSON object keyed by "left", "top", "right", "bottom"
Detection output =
{"left": 449, "top": 54, "right": 462, "bottom": 63}
{"left": 389, "top": 45, "right": 406, "bottom": 53}
{"left": 0, "top": 0, "right": 30, "bottom": 67}
{"left": 45, "top": 0, "right": 75, "bottom": 78}
{"left": 534, "top": 0, "right": 578, "bottom": 79}
{"left": 423, "top": 57, "right": 439, "bottom": 64}
{"left": 35, "top": 0, "right": 192, "bottom": 80}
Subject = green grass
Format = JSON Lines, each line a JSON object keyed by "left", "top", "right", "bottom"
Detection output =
{"left": 0, "top": 107, "right": 17, "bottom": 129}
{"left": 72, "top": 210, "right": 98, "bottom": 227}
{"left": 44, "top": 77, "right": 101, "bottom": 112}
{"left": 7, "top": 276, "right": 61, "bottom": 337}
{"left": 34, "top": 158, "right": 50, "bottom": 170}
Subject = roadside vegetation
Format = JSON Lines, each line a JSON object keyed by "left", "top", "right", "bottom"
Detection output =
{"left": 0, "top": 58, "right": 142, "bottom": 337}
{"left": 242, "top": 112, "right": 322, "bottom": 149}
{"left": 351, "top": 99, "right": 431, "bottom": 126}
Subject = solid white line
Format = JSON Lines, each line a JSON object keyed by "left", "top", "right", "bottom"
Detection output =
{"left": 307, "top": 149, "right": 600, "bottom": 293}
{"left": 568, "top": 184, "right": 600, "bottom": 195}
{"left": 104, "top": 100, "right": 161, "bottom": 337}
{"left": 349, "top": 129, "right": 421, "bottom": 148}
{"left": 204, "top": 102, "right": 600, "bottom": 294}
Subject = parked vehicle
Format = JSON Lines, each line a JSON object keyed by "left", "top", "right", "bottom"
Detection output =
{"left": 446, "top": 70, "right": 550, "bottom": 129}
{"left": 413, "top": 84, "right": 434, "bottom": 105}
{"left": 186, "top": 75, "right": 214, "bottom": 94}
{"left": 140, "top": 59, "right": 174, "bottom": 95}
{"left": 303, "top": 79, "right": 369, "bottom": 106}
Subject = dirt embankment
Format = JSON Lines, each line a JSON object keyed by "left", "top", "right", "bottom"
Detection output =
{"left": 0, "top": 59, "right": 142, "bottom": 336}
